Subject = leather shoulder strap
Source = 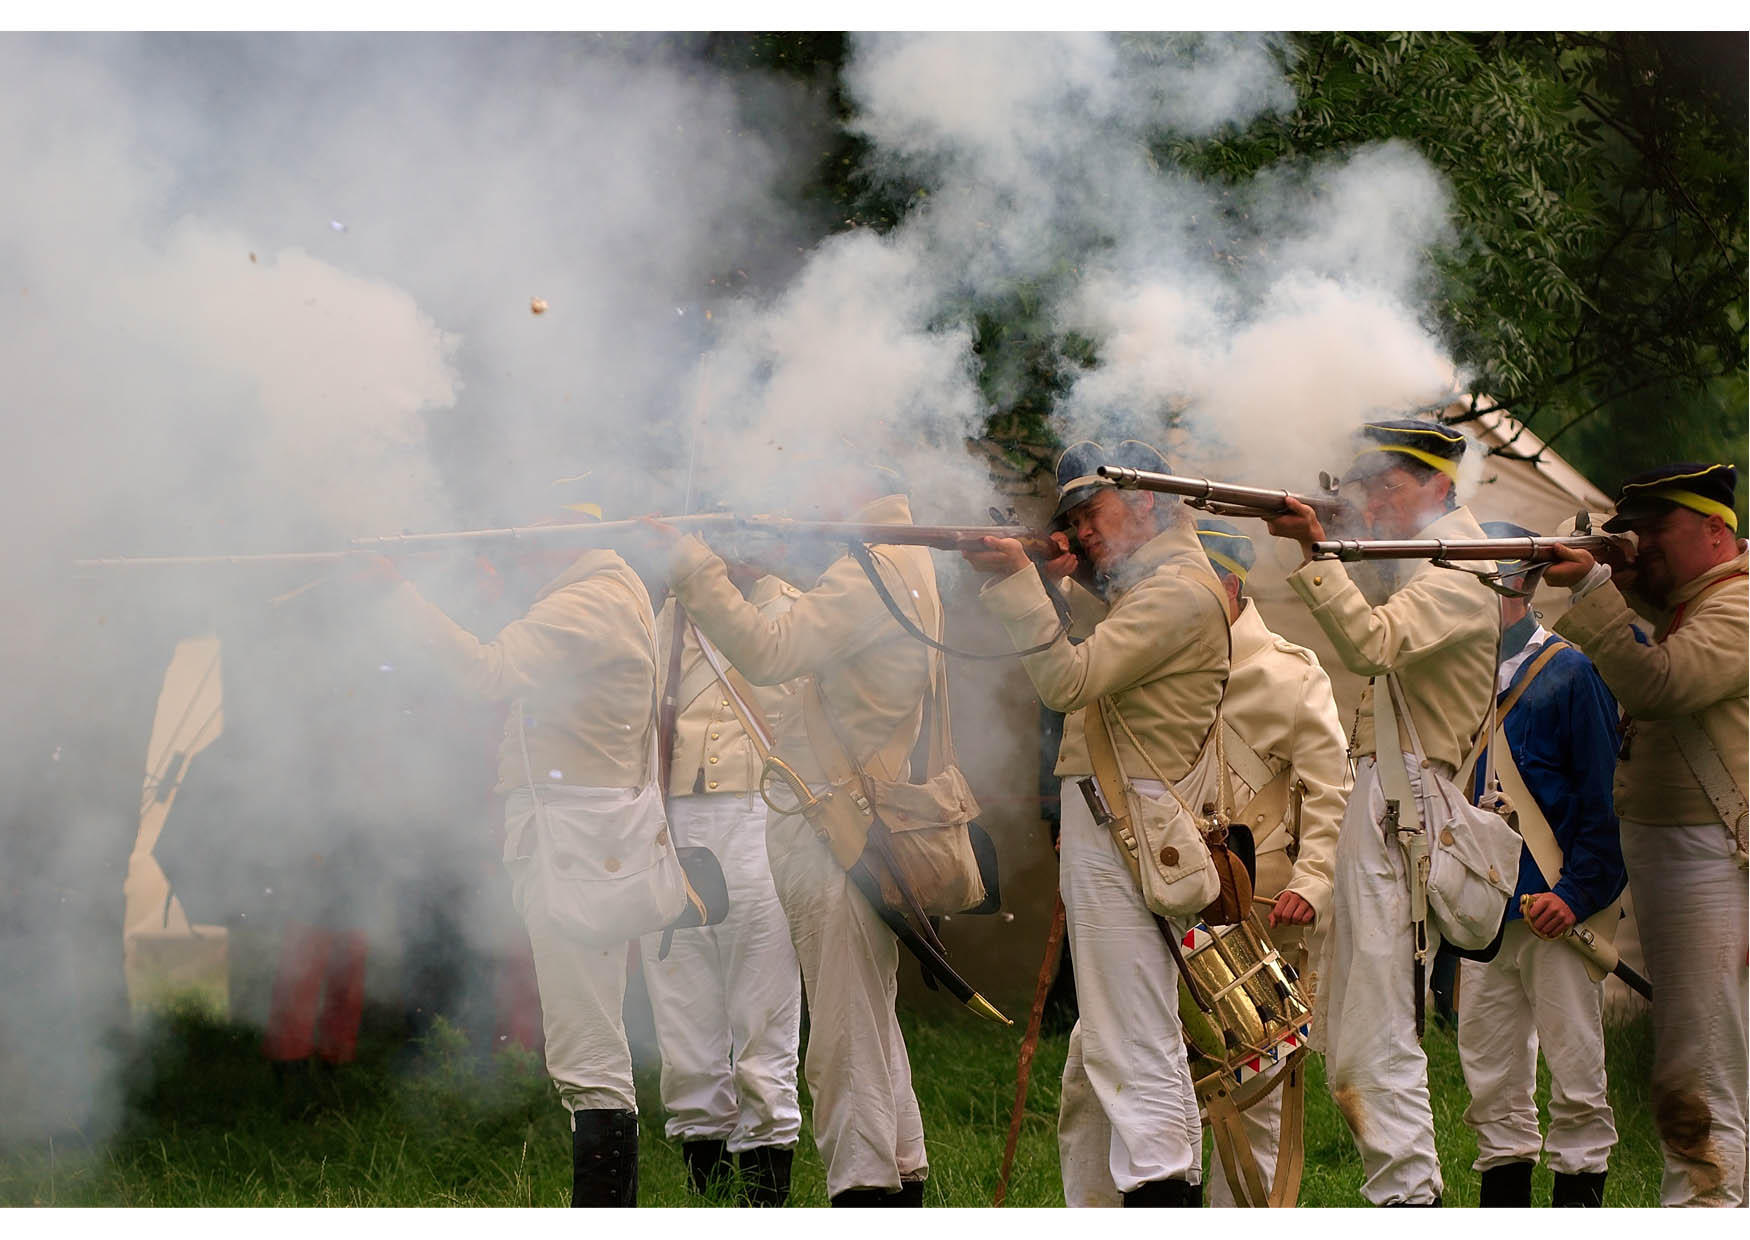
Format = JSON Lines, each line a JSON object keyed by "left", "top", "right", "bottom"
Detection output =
{"left": 1456, "top": 638, "right": 1569, "bottom": 797}
{"left": 1082, "top": 699, "right": 1144, "bottom": 887}
{"left": 1222, "top": 720, "right": 1274, "bottom": 796}
{"left": 1373, "top": 673, "right": 1422, "bottom": 834}
{"left": 1500, "top": 639, "right": 1569, "bottom": 719}
{"left": 859, "top": 544, "right": 955, "bottom": 782}
{"left": 1670, "top": 715, "right": 1749, "bottom": 859}
{"left": 689, "top": 621, "right": 777, "bottom": 762}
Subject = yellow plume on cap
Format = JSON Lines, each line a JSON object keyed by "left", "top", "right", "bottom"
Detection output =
{"left": 1360, "top": 444, "right": 1460, "bottom": 480}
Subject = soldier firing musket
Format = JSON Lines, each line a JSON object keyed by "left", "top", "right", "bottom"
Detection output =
{"left": 637, "top": 455, "right": 1010, "bottom": 1208}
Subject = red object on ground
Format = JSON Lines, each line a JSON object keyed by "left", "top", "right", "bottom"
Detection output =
{"left": 263, "top": 921, "right": 369, "bottom": 1064}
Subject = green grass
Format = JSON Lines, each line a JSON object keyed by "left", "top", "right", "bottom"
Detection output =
{"left": 0, "top": 1000, "right": 1662, "bottom": 1206}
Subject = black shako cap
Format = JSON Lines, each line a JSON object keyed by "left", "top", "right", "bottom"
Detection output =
{"left": 1603, "top": 462, "right": 1739, "bottom": 533}
{"left": 1340, "top": 418, "right": 1467, "bottom": 483}
{"left": 1052, "top": 439, "right": 1169, "bottom": 523}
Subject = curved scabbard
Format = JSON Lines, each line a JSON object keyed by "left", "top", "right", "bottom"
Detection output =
{"left": 846, "top": 860, "right": 1011, "bottom": 1026}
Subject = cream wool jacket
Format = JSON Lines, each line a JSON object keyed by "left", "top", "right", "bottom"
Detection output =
{"left": 980, "top": 517, "right": 1229, "bottom": 782}
{"left": 388, "top": 549, "right": 657, "bottom": 794}
{"left": 1222, "top": 598, "right": 1350, "bottom": 922}
{"left": 1556, "top": 546, "right": 1748, "bottom": 826}
{"left": 667, "top": 494, "right": 936, "bottom": 786}
{"left": 656, "top": 576, "right": 803, "bottom": 798}
{"left": 1288, "top": 505, "right": 1499, "bottom": 773}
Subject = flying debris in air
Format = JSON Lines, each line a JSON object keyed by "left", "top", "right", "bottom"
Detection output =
{"left": 329, "top": 219, "right": 348, "bottom": 233}
{"left": 530, "top": 297, "right": 549, "bottom": 315}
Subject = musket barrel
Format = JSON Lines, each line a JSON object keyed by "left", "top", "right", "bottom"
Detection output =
{"left": 1309, "top": 535, "right": 1621, "bottom": 563}
{"left": 74, "top": 515, "right": 1050, "bottom": 569}
{"left": 1097, "top": 465, "right": 1345, "bottom": 521}
{"left": 73, "top": 516, "right": 743, "bottom": 568}
{"left": 74, "top": 550, "right": 357, "bottom": 569}
{"left": 350, "top": 514, "right": 740, "bottom": 550}
{"left": 735, "top": 517, "right": 1046, "bottom": 553}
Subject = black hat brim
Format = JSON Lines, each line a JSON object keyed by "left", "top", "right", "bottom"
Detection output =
{"left": 1052, "top": 481, "right": 1112, "bottom": 523}
{"left": 1602, "top": 496, "right": 1677, "bottom": 533}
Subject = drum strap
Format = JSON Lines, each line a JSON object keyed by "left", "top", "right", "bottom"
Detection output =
{"left": 1205, "top": 1044, "right": 1308, "bottom": 1207}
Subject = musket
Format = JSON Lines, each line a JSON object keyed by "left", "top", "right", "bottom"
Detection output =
{"left": 72, "top": 514, "right": 1053, "bottom": 570}
{"left": 1308, "top": 535, "right": 1623, "bottom": 563}
{"left": 733, "top": 516, "right": 1060, "bottom": 559}
{"left": 72, "top": 515, "right": 745, "bottom": 569}
{"left": 1098, "top": 465, "right": 1349, "bottom": 524}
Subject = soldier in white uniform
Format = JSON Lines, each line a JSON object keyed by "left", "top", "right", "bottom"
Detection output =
{"left": 1547, "top": 462, "right": 1749, "bottom": 1208}
{"left": 367, "top": 523, "right": 667, "bottom": 1208}
{"left": 642, "top": 570, "right": 803, "bottom": 1205}
{"left": 1191, "top": 519, "right": 1350, "bottom": 1208}
{"left": 652, "top": 461, "right": 941, "bottom": 1206}
{"left": 967, "top": 440, "right": 1229, "bottom": 1207}
{"left": 1267, "top": 418, "right": 1500, "bottom": 1206}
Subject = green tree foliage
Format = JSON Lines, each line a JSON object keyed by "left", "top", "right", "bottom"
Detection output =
{"left": 1217, "top": 33, "right": 1746, "bottom": 495}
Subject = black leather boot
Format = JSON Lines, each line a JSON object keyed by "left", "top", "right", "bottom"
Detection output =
{"left": 1479, "top": 1160, "right": 1534, "bottom": 1208}
{"left": 681, "top": 1139, "right": 732, "bottom": 1197}
{"left": 1121, "top": 1176, "right": 1200, "bottom": 1206}
{"left": 570, "top": 1109, "right": 638, "bottom": 1207}
{"left": 1551, "top": 1170, "right": 1606, "bottom": 1207}
{"left": 830, "top": 1186, "right": 898, "bottom": 1207}
{"left": 737, "top": 1145, "right": 793, "bottom": 1207}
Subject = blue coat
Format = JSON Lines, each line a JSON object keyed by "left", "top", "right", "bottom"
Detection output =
{"left": 1478, "top": 638, "right": 1629, "bottom": 923}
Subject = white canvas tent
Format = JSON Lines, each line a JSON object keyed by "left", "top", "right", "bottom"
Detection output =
{"left": 124, "top": 636, "right": 229, "bottom": 1011}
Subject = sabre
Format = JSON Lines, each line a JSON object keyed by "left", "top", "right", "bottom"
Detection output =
{"left": 1519, "top": 895, "right": 1652, "bottom": 1001}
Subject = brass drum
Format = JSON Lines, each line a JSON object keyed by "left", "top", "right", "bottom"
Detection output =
{"left": 1175, "top": 914, "right": 1313, "bottom": 1110}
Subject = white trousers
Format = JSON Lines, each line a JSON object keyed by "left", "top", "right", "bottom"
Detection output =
{"left": 1056, "top": 777, "right": 1202, "bottom": 1202}
{"left": 1457, "top": 919, "right": 1617, "bottom": 1173}
{"left": 1620, "top": 820, "right": 1748, "bottom": 1207}
{"left": 1317, "top": 756, "right": 1443, "bottom": 1205}
{"left": 504, "top": 789, "right": 636, "bottom": 1114}
{"left": 638, "top": 794, "right": 802, "bottom": 1151}
{"left": 765, "top": 806, "right": 926, "bottom": 1197}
